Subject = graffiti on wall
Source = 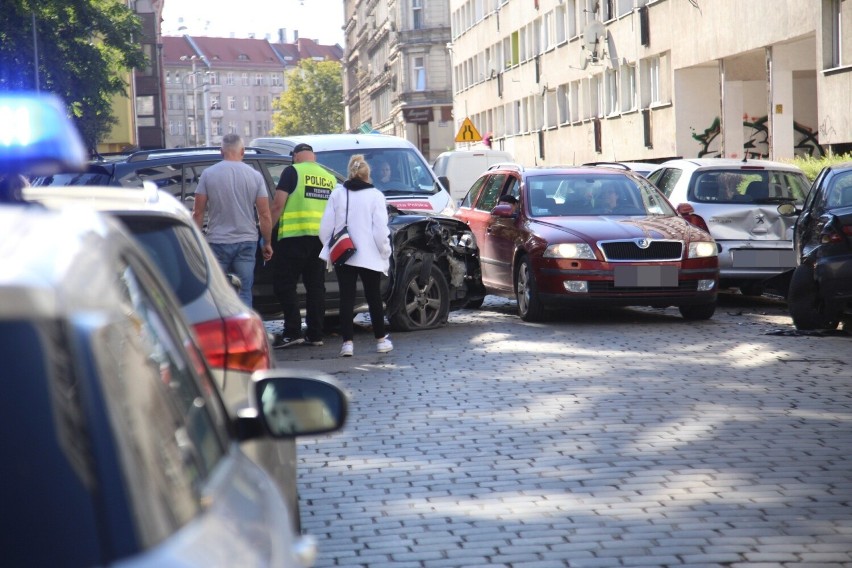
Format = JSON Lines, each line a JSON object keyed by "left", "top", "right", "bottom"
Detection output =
{"left": 692, "top": 115, "right": 824, "bottom": 158}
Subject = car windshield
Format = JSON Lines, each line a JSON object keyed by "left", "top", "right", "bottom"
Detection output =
{"left": 314, "top": 148, "right": 440, "bottom": 196}
{"left": 528, "top": 174, "right": 676, "bottom": 217}
{"left": 690, "top": 169, "right": 810, "bottom": 204}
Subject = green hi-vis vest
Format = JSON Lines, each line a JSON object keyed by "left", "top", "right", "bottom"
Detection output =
{"left": 278, "top": 162, "right": 336, "bottom": 239}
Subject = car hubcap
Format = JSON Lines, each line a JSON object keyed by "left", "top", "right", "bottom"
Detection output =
{"left": 517, "top": 263, "right": 530, "bottom": 313}
{"left": 405, "top": 276, "right": 440, "bottom": 326}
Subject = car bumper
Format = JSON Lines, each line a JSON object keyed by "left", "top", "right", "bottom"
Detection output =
{"left": 716, "top": 240, "right": 796, "bottom": 280}
{"left": 536, "top": 258, "right": 719, "bottom": 307}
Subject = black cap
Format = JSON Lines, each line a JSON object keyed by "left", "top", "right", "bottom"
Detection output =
{"left": 291, "top": 143, "right": 313, "bottom": 156}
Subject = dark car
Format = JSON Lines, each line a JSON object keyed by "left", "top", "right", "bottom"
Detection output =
{"left": 34, "top": 146, "right": 486, "bottom": 330}
{"left": 0, "top": 204, "right": 346, "bottom": 567}
{"left": 455, "top": 164, "right": 719, "bottom": 321}
{"left": 787, "top": 162, "right": 852, "bottom": 330}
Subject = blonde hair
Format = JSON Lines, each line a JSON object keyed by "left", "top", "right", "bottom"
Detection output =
{"left": 348, "top": 154, "right": 372, "bottom": 182}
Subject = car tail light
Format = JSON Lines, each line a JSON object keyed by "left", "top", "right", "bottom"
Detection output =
{"left": 193, "top": 312, "right": 271, "bottom": 373}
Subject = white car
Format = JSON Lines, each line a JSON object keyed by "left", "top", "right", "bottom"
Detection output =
{"left": 250, "top": 133, "right": 456, "bottom": 216}
{"left": 648, "top": 158, "right": 811, "bottom": 295}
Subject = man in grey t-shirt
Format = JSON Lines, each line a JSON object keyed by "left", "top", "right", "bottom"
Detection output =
{"left": 192, "top": 133, "right": 273, "bottom": 307}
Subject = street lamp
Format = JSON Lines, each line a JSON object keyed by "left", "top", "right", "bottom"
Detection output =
{"left": 180, "top": 55, "right": 211, "bottom": 146}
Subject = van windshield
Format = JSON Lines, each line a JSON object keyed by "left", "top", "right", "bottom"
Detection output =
{"left": 315, "top": 148, "right": 440, "bottom": 196}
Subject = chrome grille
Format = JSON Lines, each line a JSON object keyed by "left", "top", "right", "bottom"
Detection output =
{"left": 599, "top": 239, "right": 683, "bottom": 261}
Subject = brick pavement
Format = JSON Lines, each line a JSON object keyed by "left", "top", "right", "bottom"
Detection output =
{"left": 270, "top": 295, "right": 852, "bottom": 567}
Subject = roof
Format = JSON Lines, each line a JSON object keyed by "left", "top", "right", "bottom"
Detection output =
{"left": 161, "top": 35, "right": 342, "bottom": 69}
{"left": 656, "top": 158, "right": 806, "bottom": 171}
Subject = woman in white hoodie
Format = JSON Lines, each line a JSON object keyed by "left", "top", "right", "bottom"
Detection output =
{"left": 319, "top": 154, "right": 393, "bottom": 357}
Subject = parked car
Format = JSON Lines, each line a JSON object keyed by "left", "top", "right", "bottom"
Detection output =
{"left": 31, "top": 143, "right": 485, "bottom": 329}
{"left": 454, "top": 164, "right": 719, "bottom": 321}
{"left": 250, "top": 133, "right": 456, "bottom": 215}
{"left": 0, "top": 204, "right": 346, "bottom": 567}
{"left": 23, "top": 184, "right": 310, "bottom": 528}
{"left": 647, "top": 158, "right": 811, "bottom": 295}
{"left": 787, "top": 162, "right": 852, "bottom": 329}
{"left": 432, "top": 149, "right": 514, "bottom": 201}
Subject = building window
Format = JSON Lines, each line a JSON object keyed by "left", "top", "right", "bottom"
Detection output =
{"left": 413, "top": 56, "right": 427, "bottom": 91}
{"left": 226, "top": 72, "right": 235, "bottom": 86}
{"left": 557, "top": 83, "right": 570, "bottom": 124}
{"left": 210, "top": 94, "right": 221, "bottom": 110}
{"left": 207, "top": 72, "right": 219, "bottom": 85}
{"left": 227, "top": 96, "right": 236, "bottom": 110}
{"left": 255, "top": 73, "right": 263, "bottom": 86}
{"left": 412, "top": 0, "right": 424, "bottom": 29}
{"left": 830, "top": 0, "right": 851, "bottom": 67}
{"left": 270, "top": 73, "right": 282, "bottom": 86}
{"left": 228, "top": 121, "right": 237, "bottom": 134}
{"left": 641, "top": 54, "right": 666, "bottom": 107}
{"left": 243, "top": 96, "right": 251, "bottom": 110}
{"left": 617, "top": 0, "right": 632, "bottom": 17}
{"left": 256, "top": 121, "right": 264, "bottom": 136}
{"left": 619, "top": 63, "right": 637, "bottom": 112}
{"left": 212, "top": 119, "right": 222, "bottom": 136}
{"left": 244, "top": 122, "right": 252, "bottom": 137}
{"left": 242, "top": 72, "right": 249, "bottom": 86}
{"left": 604, "top": 68, "right": 618, "bottom": 115}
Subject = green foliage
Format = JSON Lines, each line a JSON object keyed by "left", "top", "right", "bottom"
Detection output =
{"left": 271, "top": 60, "right": 344, "bottom": 136}
{"left": 785, "top": 153, "right": 852, "bottom": 182}
{"left": 0, "top": 0, "right": 145, "bottom": 151}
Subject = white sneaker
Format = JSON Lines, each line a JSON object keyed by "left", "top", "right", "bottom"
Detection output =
{"left": 339, "top": 341, "right": 353, "bottom": 357}
{"left": 376, "top": 335, "right": 393, "bottom": 353}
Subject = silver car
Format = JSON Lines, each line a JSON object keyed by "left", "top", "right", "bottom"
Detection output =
{"left": 648, "top": 158, "right": 811, "bottom": 295}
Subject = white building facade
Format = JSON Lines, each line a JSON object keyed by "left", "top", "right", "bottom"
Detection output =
{"left": 448, "top": 0, "right": 852, "bottom": 165}
{"left": 343, "top": 0, "right": 456, "bottom": 161}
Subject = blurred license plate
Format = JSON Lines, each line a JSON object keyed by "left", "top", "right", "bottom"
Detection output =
{"left": 732, "top": 249, "right": 796, "bottom": 268}
{"left": 613, "top": 265, "right": 678, "bottom": 287}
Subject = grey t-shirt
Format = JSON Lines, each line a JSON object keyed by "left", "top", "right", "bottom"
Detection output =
{"left": 196, "top": 159, "right": 268, "bottom": 243}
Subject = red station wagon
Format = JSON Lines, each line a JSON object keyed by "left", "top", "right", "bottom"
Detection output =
{"left": 454, "top": 164, "right": 720, "bottom": 321}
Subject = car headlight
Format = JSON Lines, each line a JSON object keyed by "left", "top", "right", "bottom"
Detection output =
{"left": 543, "top": 243, "right": 596, "bottom": 259}
{"left": 688, "top": 241, "right": 717, "bottom": 258}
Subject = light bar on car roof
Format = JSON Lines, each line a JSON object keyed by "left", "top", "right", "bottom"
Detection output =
{"left": 0, "top": 92, "right": 88, "bottom": 176}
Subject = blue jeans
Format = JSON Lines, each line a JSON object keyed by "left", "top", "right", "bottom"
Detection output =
{"left": 209, "top": 241, "right": 257, "bottom": 307}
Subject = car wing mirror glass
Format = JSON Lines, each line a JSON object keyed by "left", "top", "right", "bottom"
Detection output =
{"left": 777, "top": 202, "right": 798, "bottom": 216}
{"left": 250, "top": 371, "right": 348, "bottom": 438}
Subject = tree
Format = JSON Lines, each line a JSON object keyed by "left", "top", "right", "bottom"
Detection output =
{"left": 271, "top": 60, "right": 344, "bottom": 136}
{"left": 0, "top": 0, "right": 145, "bottom": 152}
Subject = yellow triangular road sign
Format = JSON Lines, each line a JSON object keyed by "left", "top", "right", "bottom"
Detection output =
{"left": 455, "top": 117, "right": 482, "bottom": 143}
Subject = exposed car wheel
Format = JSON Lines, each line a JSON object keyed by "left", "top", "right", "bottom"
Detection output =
{"left": 788, "top": 264, "right": 839, "bottom": 330}
{"left": 388, "top": 259, "right": 450, "bottom": 331}
{"left": 515, "top": 256, "right": 546, "bottom": 322}
{"left": 678, "top": 302, "right": 716, "bottom": 320}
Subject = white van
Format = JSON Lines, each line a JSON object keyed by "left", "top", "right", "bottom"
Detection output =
{"left": 432, "top": 149, "right": 514, "bottom": 201}
{"left": 250, "top": 134, "right": 455, "bottom": 215}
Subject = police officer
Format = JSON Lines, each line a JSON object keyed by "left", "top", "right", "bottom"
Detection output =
{"left": 270, "top": 143, "right": 336, "bottom": 348}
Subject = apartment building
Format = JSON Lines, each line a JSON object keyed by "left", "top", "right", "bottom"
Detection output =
{"left": 343, "top": 0, "right": 455, "bottom": 161}
{"left": 161, "top": 34, "right": 342, "bottom": 149}
{"left": 448, "top": 0, "right": 852, "bottom": 165}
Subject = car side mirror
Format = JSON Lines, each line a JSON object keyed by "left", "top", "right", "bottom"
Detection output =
{"left": 438, "top": 175, "right": 451, "bottom": 193}
{"left": 777, "top": 202, "right": 798, "bottom": 216}
{"left": 676, "top": 203, "right": 695, "bottom": 216}
{"left": 235, "top": 370, "right": 348, "bottom": 441}
{"left": 491, "top": 203, "right": 517, "bottom": 218}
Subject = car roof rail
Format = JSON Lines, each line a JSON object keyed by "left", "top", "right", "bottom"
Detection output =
{"left": 487, "top": 162, "right": 524, "bottom": 172}
{"left": 125, "top": 146, "right": 277, "bottom": 162}
{"left": 582, "top": 161, "right": 630, "bottom": 170}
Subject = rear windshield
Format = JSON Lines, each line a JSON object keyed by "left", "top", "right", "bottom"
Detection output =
{"left": 315, "top": 148, "right": 440, "bottom": 196}
{"left": 527, "top": 173, "right": 676, "bottom": 217}
{"left": 690, "top": 169, "right": 809, "bottom": 204}
{"left": 117, "top": 217, "right": 209, "bottom": 306}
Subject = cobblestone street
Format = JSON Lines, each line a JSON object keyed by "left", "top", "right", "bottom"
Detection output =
{"left": 272, "top": 295, "right": 852, "bottom": 567}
